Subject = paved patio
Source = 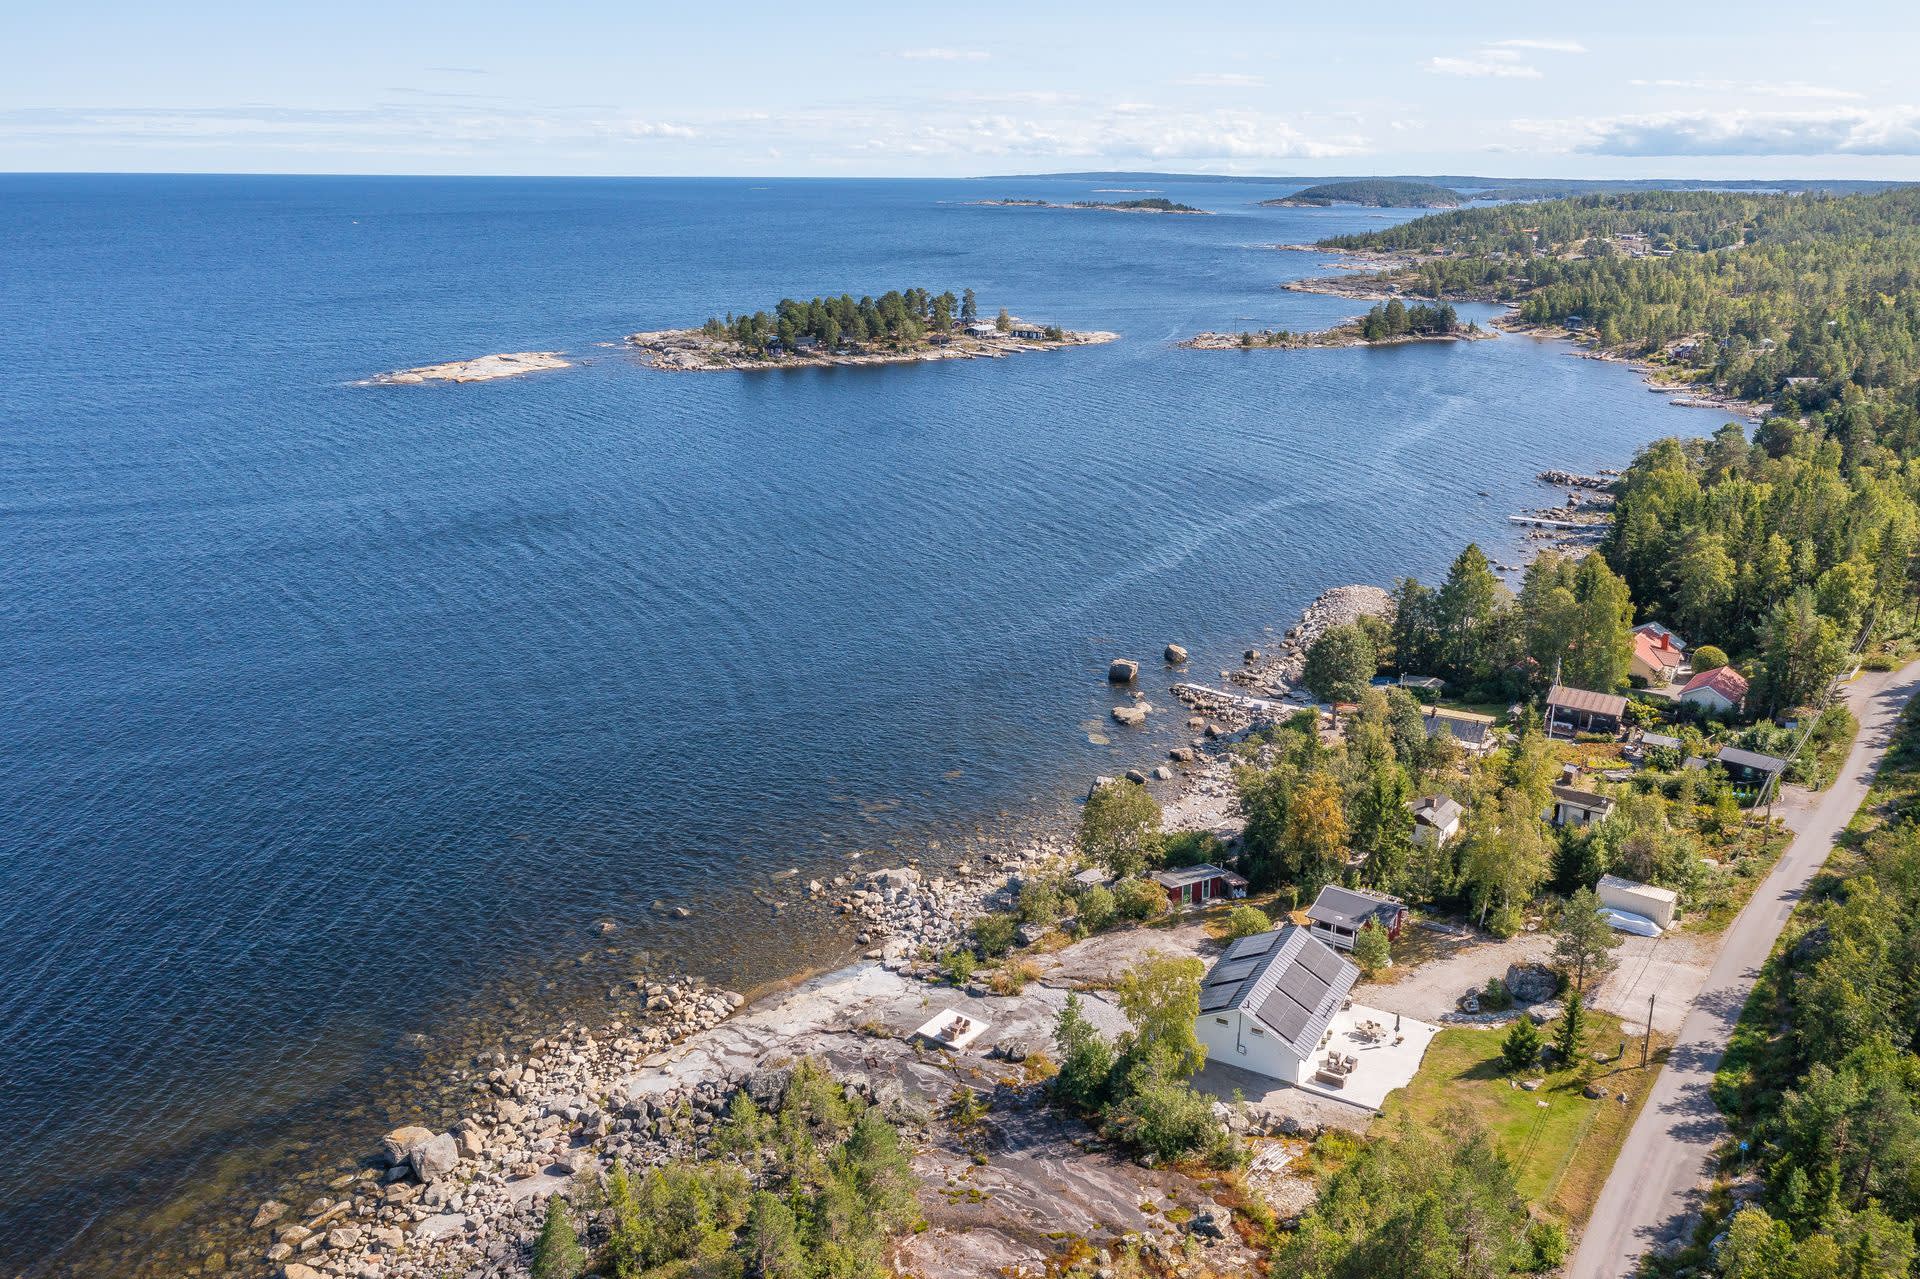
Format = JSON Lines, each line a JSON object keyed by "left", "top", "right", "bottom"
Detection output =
{"left": 1193, "top": 1001, "right": 1439, "bottom": 1114}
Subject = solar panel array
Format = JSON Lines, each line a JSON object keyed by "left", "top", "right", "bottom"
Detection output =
{"left": 1197, "top": 924, "right": 1357, "bottom": 1056}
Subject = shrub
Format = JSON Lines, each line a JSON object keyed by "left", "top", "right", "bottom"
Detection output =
{"left": 1223, "top": 904, "right": 1271, "bottom": 940}
{"left": 1076, "top": 883, "right": 1116, "bottom": 933}
{"left": 1017, "top": 876, "right": 1067, "bottom": 925}
{"left": 1161, "top": 829, "right": 1226, "bottom": 869}
{"left": 1114, "top": 877, "right": 1168, "bottom": 922}
{"left": 1106, "top": 1074, "right": 1236, "bottom": 1167}
{"left": 1481, "top": 977, "right": 1514, "bottom": 1010}
{"left": 531, "top": 1195, "right": 584, "bottom": 1279}
{"left": 1525, "top": 1218, "right": 1569, "bottom": 1271}
{"left": 1691, "top": 644, "right": 1729, "bottom": 672}
{"left": 972, "top": 913, "right": 1017, "bottom": 957}
{"left": 941, "top": 947, "right": 977, "bottom": 986}
{"left": 989, "top": 958, "right": 1040, "bottom": 995}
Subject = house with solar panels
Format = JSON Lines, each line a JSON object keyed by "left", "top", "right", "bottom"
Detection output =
{"left": 1194, "top": 924, "right": 1358, "bottom": 1084}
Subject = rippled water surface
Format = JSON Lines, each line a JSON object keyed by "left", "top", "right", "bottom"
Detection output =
{"left": 0, "top": 175, "right": 1727, "bottom": 1271}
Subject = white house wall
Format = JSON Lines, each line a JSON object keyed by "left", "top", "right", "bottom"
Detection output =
{"left": 1197, "top": 1009, "right": 1308, "bottom": 1082}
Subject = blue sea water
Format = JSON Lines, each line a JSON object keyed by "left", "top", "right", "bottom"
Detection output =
{"left": 0, "top": 175, "right": 1728, "bottom": 1271}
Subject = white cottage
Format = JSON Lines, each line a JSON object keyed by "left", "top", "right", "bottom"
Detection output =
{"left": 1194, "top": 925, "right": 1357, "bottom": 1083}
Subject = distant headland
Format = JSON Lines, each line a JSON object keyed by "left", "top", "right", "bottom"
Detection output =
{"left": 628, "top": 288, "right": 1116, "bottom": 371}
{"left": 972, "top": 196, "right": 1207, "bottom": 215}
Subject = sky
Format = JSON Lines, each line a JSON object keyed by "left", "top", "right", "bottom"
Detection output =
{"left": 6, "top": 1, "right": 1920, "bottom": 179}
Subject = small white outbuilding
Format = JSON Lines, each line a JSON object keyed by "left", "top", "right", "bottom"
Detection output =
{"left": 1596, "top": 873, "right": 1678, "bottom": 931}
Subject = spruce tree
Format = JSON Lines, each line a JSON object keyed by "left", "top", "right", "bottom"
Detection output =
{"left": 1554, "top": 988, "right": 1588, "bottom": 1066}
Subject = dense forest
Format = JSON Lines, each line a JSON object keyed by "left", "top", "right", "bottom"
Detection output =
{"left": 1302, "top": 187, "right": 1920, "bottom": 1278}
{"left": 1322, "top": 188, "right": 1920, "bottom": 411}
{"left": 1265, "top": 178, "right": 1463, "bottom": 208}
{"left": 701, "top": 287, "right": 987, "bottom": 354}
{"left": 1711, "top": 705, "right": 1920, "bottom": 1279}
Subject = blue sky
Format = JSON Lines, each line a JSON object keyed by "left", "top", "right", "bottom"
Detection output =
{"left": 6, "top": 1, "right": 1919, "bottom": 177}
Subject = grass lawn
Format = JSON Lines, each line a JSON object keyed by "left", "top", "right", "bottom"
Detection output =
{"left": 1377, "top": 1013, "right": 1667, "bottom": 1226}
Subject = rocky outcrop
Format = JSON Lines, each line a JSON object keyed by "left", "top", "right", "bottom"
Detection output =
{"left": 364, "top": 352, "right": 569, "bottom": 386}
{"left": 1110, "top": 704, "right": 1148, "bottom": 727}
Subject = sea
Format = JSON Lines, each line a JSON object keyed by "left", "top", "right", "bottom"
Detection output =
{"left": 0, "top": 174, "right": 1730, "bottom": 1274}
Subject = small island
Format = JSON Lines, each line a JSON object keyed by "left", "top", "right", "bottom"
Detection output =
{"left": 628, "top": 288, "right": 1116, "bottom": 371}
{"left": 974, "top": 197, "right": 1208, "bottom": 214}
{"left": 362, "top": 351, "right": 571, "bottom": 385}
{"left": 1184, "top": 300, "right": 1488, "bottom": 350}
{"left": 1262, "top": 179, "right": 1465, "bottom": 209}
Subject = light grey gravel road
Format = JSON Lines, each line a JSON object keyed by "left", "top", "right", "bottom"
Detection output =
{"left": 1570, "top": 661, "right": 1920, "bottom": 1279}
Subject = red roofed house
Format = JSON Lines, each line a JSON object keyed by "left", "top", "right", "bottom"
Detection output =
{"left": 1629, "top": 628, "right": 1686, "bottom": 686}
{"left": 1680, "top": 665, "right": 1749, "bottom": 716}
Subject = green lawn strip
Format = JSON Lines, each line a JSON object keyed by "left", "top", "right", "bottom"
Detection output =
{"left": 1378, "top": 1015, "right": 1663, "bottom": 1226}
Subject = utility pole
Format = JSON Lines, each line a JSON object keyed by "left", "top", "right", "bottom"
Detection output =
{"left": 1642, "top": 991, "right": 1654, "bottom": 1068}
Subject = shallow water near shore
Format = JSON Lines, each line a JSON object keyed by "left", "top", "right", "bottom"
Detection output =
{"left": 0, "top": 174, "right": 1728, "bottom": 1274}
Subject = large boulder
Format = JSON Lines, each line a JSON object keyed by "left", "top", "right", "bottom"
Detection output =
{"left": 744, "top": 1065, "right": 796, "bottom": 1112}
{"left": 1111, "top": 705, "right": 1147, "bottom": 727}
{"left": 1504, "top": 963, "right": 1560, "bottom": 1005}
{"left": 1164, "top": 643, "right": 1188, "bottom": 665}
{"left": 379, "top": 1125, "right": 435, "bottom": 1168}
{"left": 1108, "top": 658, "right": 1140, "bottom": 683}
{"left": 282, "top": 1266, "right": 327, "bottom": 1279}
{"left": 409, "top": 1132, "right": 460, "bottom": 1184}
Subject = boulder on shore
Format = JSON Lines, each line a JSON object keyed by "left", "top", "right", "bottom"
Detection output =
{"left": 409, "top": 1132, "right": 460, "bottom": 1184}
{"left": 1108, "top": 658, "right": 1140, "bottom": 683}
{"left": 379, "top": 1125, "right": 435, "bottom": 1168}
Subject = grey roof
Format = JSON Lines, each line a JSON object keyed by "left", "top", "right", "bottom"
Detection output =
{"left": 1424, "top": 714, "right": 1492, "bottom": 748}
{"left": 1552, "top": 783, "right": 1615, "bottom": 810}
{"left": 1305, "top": 884, "right": 1405, "bottom": 932}
{"left": 1718, "top": 746, "right": 1788, "bottom": 775}
{"left": 1199, "top": 925, "right": 1356, "bottom": 1057}
{"left": 1152, "top": 862, "right": 1247, "bottom": 889}
{"left": 1411, "top": 794, "right": 1463, "bottom": 828}
{"left": 1547, "top": 685, "right": 1629, "bottom": 718}
{"left": 1639, "top": 732, "right": 1682, "bottom": 750}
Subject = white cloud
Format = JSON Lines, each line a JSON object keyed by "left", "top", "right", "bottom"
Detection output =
{"left": 897, "top": 48, "right": 989, "bottom": 62}
{"left": 1427, "top": 36, "right": 1585, "bottom": 80}
{"left": 1427, "top": 55, "right": 1543, "bottom": 80}
{"left": 1630, "top": 78, "right": 1865, "bottom": 101}
{"left": 1490, "top": 38, "right": 1588, "bottom": 53}
{"left": 1175, "top": 72, "right": 1267, "bottom": 88}
{"left": 1546, "top": 106, "right": 1920, "bottom": 155}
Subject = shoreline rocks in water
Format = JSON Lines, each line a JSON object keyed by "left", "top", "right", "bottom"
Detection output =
{"left": 626, "top": 325, "right": 1117, "bottom": 372}
{"left": 1225, "top": 584, "right": 1395, "bottom": 697}
{"left": 363, "top": 352, "right": 570, "bottom": 385}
